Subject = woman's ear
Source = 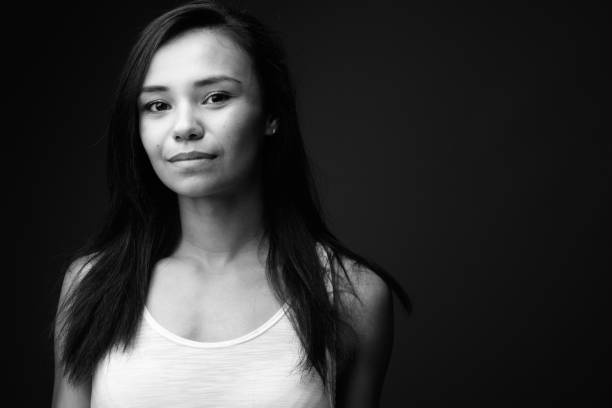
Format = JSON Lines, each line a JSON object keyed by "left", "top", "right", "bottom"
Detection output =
{"left": 264, "top": 117, "right": 279, "bottom": 135}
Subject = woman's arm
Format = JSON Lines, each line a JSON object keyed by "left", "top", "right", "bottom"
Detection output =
{"left": 336, "top": 264, "right": 395, "bottom": 408}
{"left": 51, "top": 353, "right": 92, "bottom": 408}
{"left": 51, "top": 257, "right": 93, "bottom": 408}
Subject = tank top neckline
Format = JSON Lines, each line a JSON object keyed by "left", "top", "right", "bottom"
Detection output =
{"left": 143, "top": 302, "right": 290, "bottom": 349}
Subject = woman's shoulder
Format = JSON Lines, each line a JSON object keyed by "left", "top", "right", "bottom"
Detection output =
{"left": 317, "top": 243, "right": 392, "bottom": 320}
{"left": 55, "top": 253, "right": 100, "bottom": 346}
{"left": 61, "top": 253, "right": 99, "bottom": 296}
{"left": 338, "top": 257, "right": 391, "bottom": 317}
{"left": 318, "top": 244, "right": 394, "bottom": 389}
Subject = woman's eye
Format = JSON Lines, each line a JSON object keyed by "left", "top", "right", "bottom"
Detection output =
{"left": 144, "top": 101, "right": 170, "bottom": 112}
{"left": 204, "top": 92, "right": 230, "bottom": 105}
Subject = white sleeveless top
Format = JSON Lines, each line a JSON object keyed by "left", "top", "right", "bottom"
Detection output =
{"left": 91, "top": 250, "right": 335, "bottom": 408}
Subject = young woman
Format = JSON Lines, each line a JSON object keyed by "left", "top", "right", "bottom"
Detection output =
{"left": 52, "top": 1, "right": 410, "bottom": 407}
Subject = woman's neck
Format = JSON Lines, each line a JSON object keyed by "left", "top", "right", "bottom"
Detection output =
{"left": 173, "top": 181, "right": 266, "bottom": 271}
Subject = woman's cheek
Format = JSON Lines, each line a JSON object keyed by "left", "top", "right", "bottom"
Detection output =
{"left": 140, "top": 121, "right": 166, "bottom": 160}
{"left": 225, "top": 106, "right": 264, "bottom": 150}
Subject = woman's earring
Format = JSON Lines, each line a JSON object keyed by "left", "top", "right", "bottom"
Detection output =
{"left": 267, "top": 120, "right": 278, "bottom": 135}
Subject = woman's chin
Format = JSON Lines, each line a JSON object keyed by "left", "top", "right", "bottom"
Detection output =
{"left": 161, "top": 173, "right": 256, "bottom": 200}
{"left": 165, "top": 179, "right": 223, "bottom": 199}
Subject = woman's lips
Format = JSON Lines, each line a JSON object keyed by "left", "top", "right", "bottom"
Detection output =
{"left": 168, "top": 151, "right": 217, "bottom": 162}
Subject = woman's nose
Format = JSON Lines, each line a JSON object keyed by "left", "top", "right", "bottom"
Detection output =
{"left": 173, "top": 105, "right": 203, "bottom": 141}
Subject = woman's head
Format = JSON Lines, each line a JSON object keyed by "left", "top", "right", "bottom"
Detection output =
{"left": 139, "top": 27, "right": 276, "bottom": 198}
{"left": 108, "top": 0, "right": 310, "bottom": 228}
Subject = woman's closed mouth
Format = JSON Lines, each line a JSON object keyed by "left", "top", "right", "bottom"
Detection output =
{"left": 168, "top": 151, "right": 217, "bottom": 162}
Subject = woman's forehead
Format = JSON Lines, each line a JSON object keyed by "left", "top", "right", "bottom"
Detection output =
{"left": 143, "top": 28, "right": 256, "bottom": 90}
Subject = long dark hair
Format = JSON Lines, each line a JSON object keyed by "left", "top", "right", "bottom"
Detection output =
{"left": 52, "top": 0, "right": 411, "bottom": 399}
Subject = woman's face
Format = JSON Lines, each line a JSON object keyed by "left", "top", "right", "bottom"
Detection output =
{"left": 139, "top": 28, "right": 274, "bottom": 198}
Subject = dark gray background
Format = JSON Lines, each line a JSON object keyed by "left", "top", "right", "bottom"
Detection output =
{"left": 17, "top": 0, "right": 608, "bottom": 405}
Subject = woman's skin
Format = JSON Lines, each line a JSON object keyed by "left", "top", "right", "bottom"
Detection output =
{"left": 139, "top": 28, "right": 284, "bottom": 347}
{"left": 53, "top": 28, "right": 393, "bottom": 408}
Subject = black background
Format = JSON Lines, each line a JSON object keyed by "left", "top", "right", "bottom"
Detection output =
{"left": 16, "top": 0, "right": 608, "bottom": 406}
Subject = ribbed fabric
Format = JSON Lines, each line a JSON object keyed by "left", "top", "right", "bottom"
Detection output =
{"left": 91, "top": 247, "right": 335, "bottom": 408}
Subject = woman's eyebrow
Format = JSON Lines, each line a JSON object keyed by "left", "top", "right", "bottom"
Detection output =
{"left": 141, "top": 75, "right": 243, "bottom": 93}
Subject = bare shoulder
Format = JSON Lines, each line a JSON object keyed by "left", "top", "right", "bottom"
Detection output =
{"left": 52, "top": 254, "right": 97, "bottom": 407}
{"left": 335, "top": 258, "right": 393, "bottom": 323}
{"left": 333, "top": 257, "right": 395, "bottom": 407}
{"left": 56, "top": 253, "right": 99, "bottom": 331}
{"left": 61, "top": 253, "right": 98, "bottom": 297}
{"left": 67, "top": 253, "right": 98, "bottom": 278}
{"left": 56, "top": 253, "right": 99, "bottom": 327}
